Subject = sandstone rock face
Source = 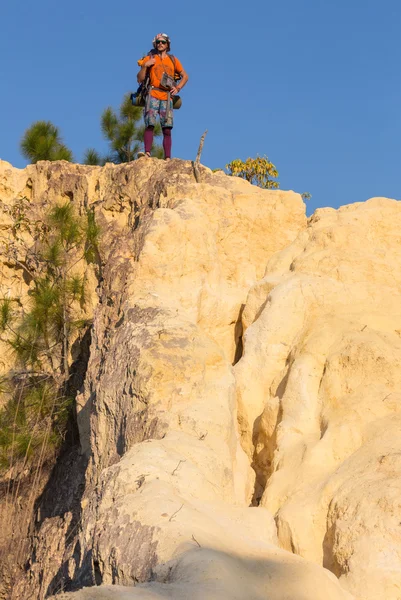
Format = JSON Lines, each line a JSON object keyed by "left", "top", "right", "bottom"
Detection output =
{"left": 1, "top": 159, "right": 399, "bottom": 600}
{"left": 236, "top": 198, "right": 401, "bottom": 599}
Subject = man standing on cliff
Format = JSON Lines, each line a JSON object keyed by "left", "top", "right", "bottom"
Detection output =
{"left": 137, "top": 33, "right": 188, "bottom": 160}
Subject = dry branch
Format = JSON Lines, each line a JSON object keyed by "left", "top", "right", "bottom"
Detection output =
{"left": 169, "top": 503, "right": 184, "bottom": 522}
{"left": 171, "top": 459, "right": 186, "bottom": 476}
{"left": 192, "top": 130, "right": 208, "bottom": 183}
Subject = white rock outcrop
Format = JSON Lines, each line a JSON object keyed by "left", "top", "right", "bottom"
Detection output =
{"left": 1, "top": 159, "right": 400, "bottom": 600}
{"left": 236, "top": 199, "right": 401, "bottom": 599}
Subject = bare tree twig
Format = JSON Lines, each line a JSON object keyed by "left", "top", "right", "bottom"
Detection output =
{"left": 169, "top": 503, "right": 184, "bottom": 522}
{"left": 192, "top": 534, "right": 201, "bottom": 548}
{"left": 192, "top": 130, "right": 208, "bottom": 183}
{"left": 14, "top": 259, "right": 36, "bottom": 281}
{"left": 171, "top": 459, "right": 186, "bottom": 476}
{"left": 195, "top": 130, "right": 208, "bottom": 165}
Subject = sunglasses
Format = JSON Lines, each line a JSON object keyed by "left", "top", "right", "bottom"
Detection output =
{"left": 156, "top": 39, "right": 167, "bottom": 44}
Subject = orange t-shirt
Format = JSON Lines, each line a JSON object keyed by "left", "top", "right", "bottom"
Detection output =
{"left": 137, "top": 54, "right": 183, "bottom": 101}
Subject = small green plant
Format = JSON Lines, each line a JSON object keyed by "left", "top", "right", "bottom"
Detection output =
{"left": 226, "top": 155, "right": 279, "bottom": 189}
{"left": 0, "top": 202, "right": 100, "bottom": 473}
{"left": 301, "top": 192, "right": 312, "bottom": 201}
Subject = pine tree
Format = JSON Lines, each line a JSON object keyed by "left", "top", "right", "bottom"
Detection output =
{"left": 20, "top": 121, "right": 73, "bottom": 164}
{"left": 83, "top": 93, "right": 163, "bottom": 164}
{"left": 0, "top": 202, "right": 100, "bottom": 471}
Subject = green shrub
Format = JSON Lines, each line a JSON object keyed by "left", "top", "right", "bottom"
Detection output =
{"left": 226, "top": 155, "right": 279, "bottom": 189}
{"left": 0, "top": 202, "right": 100, "bottom": 473}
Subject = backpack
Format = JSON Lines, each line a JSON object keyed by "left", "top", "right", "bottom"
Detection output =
{"left": 131, "top": 51, "right": 182, "bottom": 109}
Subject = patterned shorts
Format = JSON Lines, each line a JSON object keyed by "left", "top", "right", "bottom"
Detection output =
{"left": 144, "top": 96, "right": 174, "bottom": 128}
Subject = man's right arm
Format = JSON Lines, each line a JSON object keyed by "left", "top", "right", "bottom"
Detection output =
{"left": 137, "top": 56, "right": 156, "bottom": 83}
{"left": 137, "top": 65, "right": 148, "bottom": 83}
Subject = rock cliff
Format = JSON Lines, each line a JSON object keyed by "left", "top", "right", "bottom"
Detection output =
{"left": 0, "top": 158, "right": 400, "bottom": 600}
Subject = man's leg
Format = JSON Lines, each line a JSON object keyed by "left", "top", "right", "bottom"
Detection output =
{"left": 160, "top": 98, "right": 174, "bottom": 159}
{"left": 142, "top": 97, "right": 159, "bottom": 156}
{"left": 144, "top": 126, "right": 154, "bottom": 155}
{"left": 162, "top": 127, "right": 172, "bottom": 159}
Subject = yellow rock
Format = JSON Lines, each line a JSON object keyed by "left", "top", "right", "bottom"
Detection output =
{"left": 4, "top": 159, "right": 395, "bottom": 600}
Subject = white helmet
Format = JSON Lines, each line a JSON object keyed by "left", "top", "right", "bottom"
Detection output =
{"left": 152, "top": 33, "right": 171, "bottom": 50}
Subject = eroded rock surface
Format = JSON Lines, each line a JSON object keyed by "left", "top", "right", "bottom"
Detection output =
{"left": 236, "top": 199, "right": 401, "bottom": 599}
{"left": 1, "top": 158, "right": 399, "bottom": 600}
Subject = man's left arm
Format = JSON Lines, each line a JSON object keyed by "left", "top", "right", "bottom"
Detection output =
{"left": 171, "top": 69, "right": 189, "bottom": 96}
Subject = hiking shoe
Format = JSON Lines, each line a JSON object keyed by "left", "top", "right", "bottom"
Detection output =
{"left": 137, "top": 152, "right": 151, "bottom": 159}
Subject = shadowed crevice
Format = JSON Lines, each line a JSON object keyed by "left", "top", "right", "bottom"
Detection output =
{"left": 233, "top": 304, "right": 245, "bottom": 365}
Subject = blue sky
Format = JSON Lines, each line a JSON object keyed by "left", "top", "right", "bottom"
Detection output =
{"left": 1, "top": 0, "right": 400, "bottom": 214}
